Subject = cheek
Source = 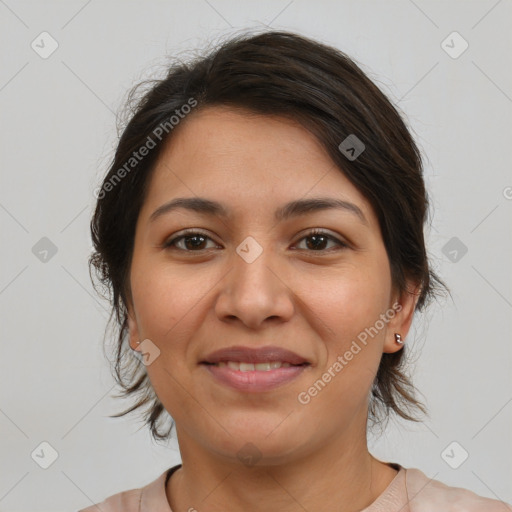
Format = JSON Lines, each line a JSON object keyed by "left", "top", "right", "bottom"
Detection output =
{"left": 303, "top": 279, "right": 388, "bottom": 413}
{"left": 302, "top": 265, "right": 391, "bottom": 341}
{"left": 129, "top": 266, "right": 206, "bottom": 418}
{"left": 297, "top": 257, "right": 391, "bottom": 399}
{"left": 131, "top": 262, "right": 207, "bottom": 341}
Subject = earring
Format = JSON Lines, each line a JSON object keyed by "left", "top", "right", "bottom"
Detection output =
{"left": 395, "top": 333, "right": 404, "bottom": 345}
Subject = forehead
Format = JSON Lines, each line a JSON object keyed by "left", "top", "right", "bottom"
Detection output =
{"left": 158, "top": 105, "right": 330, "bottom": 177}
{"left": 140, "top": 106, "right": 376, "bottom": 226}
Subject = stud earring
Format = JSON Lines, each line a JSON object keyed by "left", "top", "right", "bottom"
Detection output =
{"left": 395, "top": 333, "right": 404, "bottom": 345}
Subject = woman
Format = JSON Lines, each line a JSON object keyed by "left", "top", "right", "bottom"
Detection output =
{"left": 81, "top": 30, "right": 509, "bottom": 511}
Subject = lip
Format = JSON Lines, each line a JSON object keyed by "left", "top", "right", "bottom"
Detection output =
{"left": 200, "top": 345, "right": 310, "bottom": 393}
{"left": 202, "top": 363, "right": 309, "bottom": 393}
{"left": 201, "top": 345, "right": 309, "bottom": 365}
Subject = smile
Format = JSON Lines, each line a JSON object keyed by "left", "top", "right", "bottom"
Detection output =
{"left": 208, "top": 361, "right": 306, "bottom": 371}
{"left": 201, "top": 362, "right": 310, "bottom": 392}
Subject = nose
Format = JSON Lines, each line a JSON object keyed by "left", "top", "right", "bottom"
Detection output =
{"left": 214, "top": 242, "right": 295, "bottom": 330}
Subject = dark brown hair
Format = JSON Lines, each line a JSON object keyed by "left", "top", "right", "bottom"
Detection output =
{"left": 89, "top": 29, "right": 448, "bottom": 442}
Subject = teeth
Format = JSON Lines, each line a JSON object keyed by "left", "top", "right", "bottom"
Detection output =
{"left": 216, "top": 361, "right": 293, "bottom": 371}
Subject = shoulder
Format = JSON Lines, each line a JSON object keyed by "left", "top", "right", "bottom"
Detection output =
{"left": 78, "top": 487, "right": 141, "bottom": 512}
{"left": 405, "top": 467, "right": 512, "bottom": 511}
{"left": 77, "top": 464, "right": 179, "bottom": 512}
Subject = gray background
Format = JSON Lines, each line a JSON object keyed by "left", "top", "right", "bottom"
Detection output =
{"left": 1, "top": 1, "right": 511, "bottom": 510}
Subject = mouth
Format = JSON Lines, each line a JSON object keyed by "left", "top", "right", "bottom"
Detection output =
{"left": 201, "top": 361, "right": 310, "bottom": 371}
{"left": 200, "top": 345, "right": 310, "bottom": 366}
{"left": 199, "top": 345, "right": 311, "bottom": 392}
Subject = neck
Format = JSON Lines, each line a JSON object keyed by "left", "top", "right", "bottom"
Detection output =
{"left": 166, "top": 425, "right": 398, "bottom": 512}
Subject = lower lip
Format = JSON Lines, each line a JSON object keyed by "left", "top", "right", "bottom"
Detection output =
{"left": 202, "top": 363, "right": 308, "bottom": 392}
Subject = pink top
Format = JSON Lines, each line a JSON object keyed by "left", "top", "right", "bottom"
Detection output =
{"left": 78, "top": 463, "right": 511, "bottom": 511}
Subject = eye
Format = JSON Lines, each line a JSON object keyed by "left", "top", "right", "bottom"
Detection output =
{"left": 293, "top": 229, "right": 348, "bottom": 252}
{"left": 162, "top": 228, "right": 347, "bottom": 253}
{"left": 163, "top": 229, "right": 219, "bottom": 251}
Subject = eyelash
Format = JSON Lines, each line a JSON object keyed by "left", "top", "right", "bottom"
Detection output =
{"left": 162, "top": 228, "right": 348, "bottom": 253}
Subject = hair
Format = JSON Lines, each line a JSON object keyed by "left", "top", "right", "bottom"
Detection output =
{"left": 89, "top": 29, "right": 448, "bottom": 443}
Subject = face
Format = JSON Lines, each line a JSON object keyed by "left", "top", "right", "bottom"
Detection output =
{"left": 127, "top": 105, "right": 418, "bottom": 465}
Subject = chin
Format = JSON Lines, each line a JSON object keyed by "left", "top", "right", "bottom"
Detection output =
{"left": 208, "top": 424, "right": 309, "bottom": 466}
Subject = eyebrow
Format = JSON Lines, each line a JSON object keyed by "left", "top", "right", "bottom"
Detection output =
{"left": 149, "top": 196, "right": 368, "bottom": 225}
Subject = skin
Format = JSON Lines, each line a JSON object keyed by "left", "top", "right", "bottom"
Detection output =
{"left": 126, "top": 105, "right": 420, "bottom": 512}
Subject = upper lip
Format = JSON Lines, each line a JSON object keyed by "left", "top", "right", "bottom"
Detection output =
{"left": 201, "top": 345, "right": 310, "bottom": 365}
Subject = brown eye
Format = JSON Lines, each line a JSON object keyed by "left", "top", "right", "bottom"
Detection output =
{"left": 294, "top": 229, "right": 347, "bottom": 252}
{"left": 163, "top": 229, "right": 347, "bottom": 253}
{"left": 163, "top": 230, "right": 218, "bottom": 251}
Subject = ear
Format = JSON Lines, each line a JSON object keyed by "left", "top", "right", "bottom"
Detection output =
{"left": 126, "top": 300, "right": 141, "bottom": 352}
{"left": 382, "top": 280, "right": 422, "bottom": 354}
